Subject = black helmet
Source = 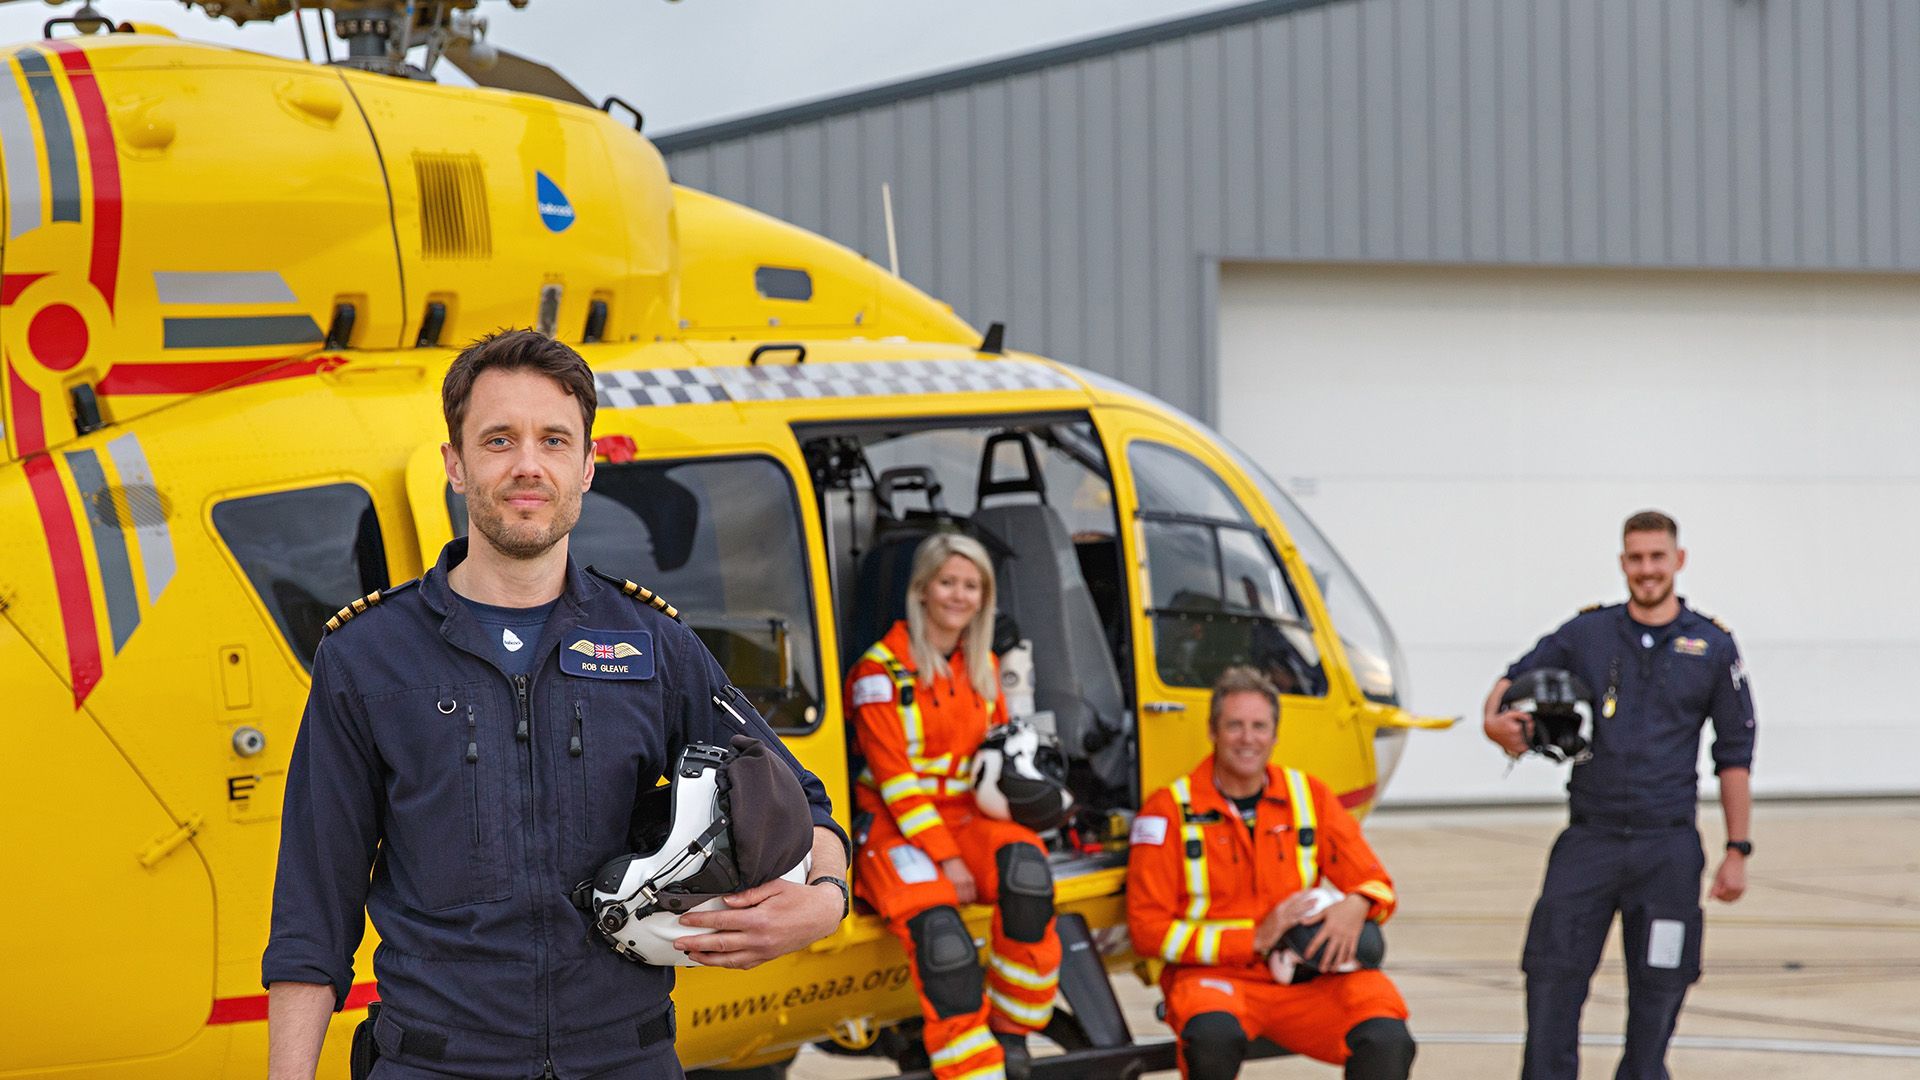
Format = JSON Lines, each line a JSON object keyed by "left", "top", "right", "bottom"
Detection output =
{"left": 1501, "top": 668, "right": 1595, "bottom": 764}
{"left": 1266, "top": 884, "right": 1386, "bottom": 984}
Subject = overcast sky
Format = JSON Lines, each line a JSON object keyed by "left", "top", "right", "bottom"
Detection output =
{"left": 1, "top": 0, "right": 1244, "bottom": 134}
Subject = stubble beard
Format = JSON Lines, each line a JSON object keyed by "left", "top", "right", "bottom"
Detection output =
{"left": 470, "top": 482, "right": 581, "bottom": 560}
{"left": 1631, "top": 576, "right": 1672, "bottom": 609}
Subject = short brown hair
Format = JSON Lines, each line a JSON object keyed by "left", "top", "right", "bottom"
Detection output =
{"left": 1623, "top": 509, "right": 1678, "bottom": 540}
{"left": 1209, "top": 665, "right": 1281, "bottom": 729}
{"left": 441, "top": 329, "right": 596, "bottom": 451}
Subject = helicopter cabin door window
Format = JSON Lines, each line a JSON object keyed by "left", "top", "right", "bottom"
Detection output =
{"left": 1128, "top": 441, "right": 1327, "bottom": 697}
{"left": 212, "top": 483, "right": 389, "bottom": 671}
{"left": 446, "top": 455, "right": 822, "bottom": 732}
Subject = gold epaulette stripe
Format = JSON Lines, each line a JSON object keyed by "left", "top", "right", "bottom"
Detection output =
{"left": 618, "top": 578, "right": 679, "bottom": 621}
{"left": 1579, "top": 601, "right": 1603, "bottom": 614}
{"left": 324, "top": 589, "right": 383, "bottom": 634}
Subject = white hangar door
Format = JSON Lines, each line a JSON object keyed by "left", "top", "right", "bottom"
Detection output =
{"left": 1217, "top": 263, "right": 1920, "bottom": 805}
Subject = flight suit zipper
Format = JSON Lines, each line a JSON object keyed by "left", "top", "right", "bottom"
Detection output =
{"left": 512, "top": 673, "right": 554, "bottom": 1074}
{"left": 465, "top": 703, "right": 480, "bottom": 845}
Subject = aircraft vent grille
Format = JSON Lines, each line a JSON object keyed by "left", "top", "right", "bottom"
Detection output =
{"left": 414, "top": 153, "right": 493, "bottom": 260}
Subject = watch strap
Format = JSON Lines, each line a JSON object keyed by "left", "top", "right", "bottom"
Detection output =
{"left": 810, "top": 875, "right": 851, "bottom": 919}
{"left": 1725, "top": 839, "right": 1753, "bottom": 857}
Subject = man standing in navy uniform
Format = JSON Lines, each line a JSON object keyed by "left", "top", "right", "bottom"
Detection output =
{"left": 1482, "top": 510, "right": 1755, "bottom": 1080}
{"left": 263, "top": 330, "right": 851, "bottom": 1079}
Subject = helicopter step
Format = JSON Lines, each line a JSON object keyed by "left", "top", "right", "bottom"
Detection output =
{"left": 855, "top": 914, "right": 1292, "bottom": 1079}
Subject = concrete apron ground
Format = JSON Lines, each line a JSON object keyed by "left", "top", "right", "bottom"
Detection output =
{"left": 790, "top": 798, "right": 1920, "bottom": 1079}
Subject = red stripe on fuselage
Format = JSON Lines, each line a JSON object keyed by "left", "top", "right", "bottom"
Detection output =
{"left": 43, "top": 41, "right": 120, "bottom": 312}
{"left": 1337, "top": 783, "right": 1376, "bottom": 810}
{"left": 7, "top": 360, "right": 46, "bottom": 453}
{"left": 95, "top": 355, "right": 346, "bottom": 396}
{"left": 208, "top": 981, "right": 380, "bottom": 1025}
{"left": 22, "top": 452, "right": 102, "bottom": 705}
{"left": 1, "top": 272, "right": 48, "bottom": 305}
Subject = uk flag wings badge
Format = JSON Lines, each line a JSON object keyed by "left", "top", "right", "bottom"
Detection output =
{"left": 561, "top": 629, "right": 655, "bottom": 680}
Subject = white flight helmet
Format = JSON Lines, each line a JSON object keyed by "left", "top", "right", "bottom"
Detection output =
{"left": 971, "top": 719, "right": 1072, "bottom": 832}
{"left": 573, "top": 722, "right": 813, "bottom": 967}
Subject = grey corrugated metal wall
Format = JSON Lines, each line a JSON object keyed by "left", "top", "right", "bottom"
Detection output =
{"left": 658, "top": 0, "right": 1920, "bottom": 421}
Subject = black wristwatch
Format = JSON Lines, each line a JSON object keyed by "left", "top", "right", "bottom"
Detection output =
{"left": 1725, "top": 840, "right": 1753, "bottom": 857}
{"left": 810, "top": 875, "right": 852, "bottom": 920}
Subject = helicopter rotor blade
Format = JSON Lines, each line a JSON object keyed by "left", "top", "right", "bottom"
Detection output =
{"left": 442, "top": 37, "right": 592, "bottom": 109}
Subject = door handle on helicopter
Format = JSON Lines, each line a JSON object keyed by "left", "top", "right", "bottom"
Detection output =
{"left": 1143, "top": 701, "right": 1187, "bottom": 714}
{"left": 137, "top": 813, "right": 205, "bottom": 869}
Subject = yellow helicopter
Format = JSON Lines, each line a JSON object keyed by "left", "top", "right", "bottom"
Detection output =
{"left": 0, "top": 3, "right": 1451, "bottom": 1076}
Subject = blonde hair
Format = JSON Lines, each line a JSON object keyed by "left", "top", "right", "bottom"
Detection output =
{"left": 904, "top": 533, "right": 999, "bottom": 701}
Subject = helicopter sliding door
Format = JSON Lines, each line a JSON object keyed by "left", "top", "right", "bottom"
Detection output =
{"left": 1095, "top": 406, "right": 1377, "bottom": 806}
{"left": 0, "top": 614, "right": 216, "bottom": 1072}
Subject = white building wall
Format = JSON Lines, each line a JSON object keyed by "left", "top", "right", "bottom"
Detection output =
{"left": 1218, "top": 262, "right": 1920, "bottom": 803}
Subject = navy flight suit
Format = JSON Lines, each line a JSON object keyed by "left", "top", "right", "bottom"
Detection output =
{"left": 1507, "top": 600, "right": 1754, "bottom": 1080}
{"left": 263, "top": 538, "right": 848, "bottom": 1079}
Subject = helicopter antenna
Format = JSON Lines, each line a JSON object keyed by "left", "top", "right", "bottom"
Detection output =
{"left": 881, "top": 181, "right": 900, "bottom": 277}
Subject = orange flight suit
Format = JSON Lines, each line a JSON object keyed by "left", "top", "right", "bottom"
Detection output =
{"left": 1127, "top": 756, "right": 1407, "bottom": 1071}
{"left": 849, "top": 621, "right": 1062, "bottom": 1080}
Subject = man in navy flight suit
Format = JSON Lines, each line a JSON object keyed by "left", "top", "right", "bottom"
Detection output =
{"left": 1483, "top": 510, "right": 1755, "bottom": 1080}
{"left": 263, "top": 330, "right": 851, "bottom": 1079}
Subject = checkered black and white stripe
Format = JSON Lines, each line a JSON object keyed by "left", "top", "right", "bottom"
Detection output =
{"left": 593, "top": 359, "right": 1081, "bottom": 409}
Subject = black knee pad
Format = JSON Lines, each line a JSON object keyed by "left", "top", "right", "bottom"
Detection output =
{"left": 1343, "top": 1017, "right": 1415, "bottom": 1080}
{"left": 1180, "top": 1011, "right": 1247, "bottom": 1080}
{"left": 994, "top": 843, "right": 1054, "bottom": 944}
{"left": 907, "top": 906, "right": 984, "bottom": 1019}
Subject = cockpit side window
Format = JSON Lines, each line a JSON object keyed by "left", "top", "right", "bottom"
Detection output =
{"left": 448, "top": 455, "right": 822, "bottom": 732}
{"left": 213, "top": 483, "right": 389, "bottom": 671}
{"left": 1240, "top": 464, "right": 1406, "bottom": 706}
{"left": 1128, "top": 442, "right": 1327, "bottom": 697}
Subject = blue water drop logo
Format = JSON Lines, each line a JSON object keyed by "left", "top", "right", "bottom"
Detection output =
{"left": 535, "top": 171, "right": 575, "bottom": 232}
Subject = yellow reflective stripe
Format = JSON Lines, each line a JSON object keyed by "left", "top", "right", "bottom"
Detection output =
{"left": 868, "top": 643, "right": 924, "bottom": 759}
{"left": 1354, "top": 880, "right": 1395, "bottom": 904}
{"left": 913, "top": 752, "right": 954, "bottom": 773}
{"left": 1284, "top": 768, "right": 1318, "bottom": 887}
{"left": 989, "top": 954, "right": 1057, "bottom": 992}
{"left": 931, "top": 1025, "right": 997, "bottom": 1068}
{"left": 1195, "top": 923, "right": 1224, "bottom": 964}
{"left": 880, "top": 773, "right": 922, "bottom": 804}
{"left": 1171, "top": 777, "right": 1209, "bottom": 920}
{"left": 951, "top": 1064, "right": 1007, "bottom": 1080}
{"left": 1160, "top": 920, "right": 1198, "bottom": 962}
{"left": 897, "top": 803, "right": 944, "bottom": 838}
{"left": 987, "top": 987, "right": 1054, "bottom": 1026}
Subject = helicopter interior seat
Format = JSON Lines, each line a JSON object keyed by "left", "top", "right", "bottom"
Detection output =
{"left": 846, "top": 466, "right": 960, "bottom": 671}
{"left": 967, "top": 434, "right": 1132, "bottom": 809}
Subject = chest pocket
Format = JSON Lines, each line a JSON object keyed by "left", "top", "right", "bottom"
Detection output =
{"left": 1662, "top": 648, "right": 1716, "bottom": 716}
{"left": 563, "top": 679, "right": 669, "bottom": 870}
{"left": 366, "top": 681, "right": 510, "bottom": 911}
